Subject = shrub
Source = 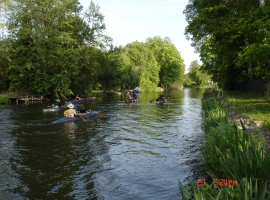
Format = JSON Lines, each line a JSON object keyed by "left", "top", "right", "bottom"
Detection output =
{"left": 0, "top": 95, "right": 10, "bottom": 104}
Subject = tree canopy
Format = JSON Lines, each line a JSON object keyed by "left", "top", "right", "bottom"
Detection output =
{"left": 184, "top": 60, "right": 211, "bottom": 87}
{"left": 1, "top": 0, "right": 186, "bottom": 97}
{"left": 184, "top": 0, "right": 270, "bottom": 89}
{"left": 122, "top": 41, "right": 160, "bottom": 92}
{"left": 146, "top": 36, "right": 185, "bottom": 89}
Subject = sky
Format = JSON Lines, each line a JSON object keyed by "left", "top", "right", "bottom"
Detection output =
{"left": 79, "top": 0, "right": 200, "bottom": 72}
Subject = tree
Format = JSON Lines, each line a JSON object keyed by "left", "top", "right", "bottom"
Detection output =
{"left": 6, "top": 0, "right": 104, "bottom": 98}
{"left": 83, "top": 0, "right": 113, "bottom": 49}
{"left": 123, "top": 41, "right": 160, "bottom": 92}
{"left": 146, "top": 36, "right": 185, "bottom": 89}
{"left": 96, "top": 50, "right": 122, "bottom": 93}
{"left": 0, "top": 40, "right": 9, "bottom": 90}
{"left": 184, "top": 0, "right": 265, "bottom": 89}
{"left": 188, "top": 60, "right": 211, "bottom": 87}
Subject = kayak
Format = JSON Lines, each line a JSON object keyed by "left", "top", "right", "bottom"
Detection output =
{"left": 43, "top": 104, "right": 82, "bottom": 112}
{"left": 69, "top": 97, "right": 96, "bottom": 103}
{"left": 126, "top": 99, "right": 137, "bottom": 103}
{"left": 52, "top": 110, "right": 101, "bottom": 124}
{"left": 156, "top": 101, "right": 166, "bottom": 105}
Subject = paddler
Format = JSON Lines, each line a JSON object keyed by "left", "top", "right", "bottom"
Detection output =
{"left": 64, "top": 103, "right": 78, "bottom": 118}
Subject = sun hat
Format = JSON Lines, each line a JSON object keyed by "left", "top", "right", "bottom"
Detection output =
{"left": 67, "top": 103, "right": 74, "bottom": 109}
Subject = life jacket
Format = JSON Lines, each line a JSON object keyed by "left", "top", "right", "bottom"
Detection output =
{"left": 64, "top": 109, "right": 74, "bottom": 118}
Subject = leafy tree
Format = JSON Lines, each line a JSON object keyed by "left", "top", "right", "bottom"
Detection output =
{"left": 0, "top": 41, "right": 9, "bottom": 90}
{"left": 6, "top": 0, "right": 86, "bottom": 98}
{"left": 69, "top": 46, "right": 99, "bottom": 95}
{"left": 123, "top": 41, "right": 160, "bottom": 92}
{"left": 83, "top": 0, "right": 113, "bottom": 49}
{"left": 146, "top": 36, "right": 185, "bottom": 89}
{"left": 96, "top": 50, "right": 122, "bottom": 93}
{"left": 188, "top": 60, "right": 211, "bottom": 87}
{"left": 183, "top": 74, "right": 193, "bottom": 87}
{"left": 184, "top": 0, "right": 265, "bottom": 89}
{"left": 115, "top": 46, "right": 140, "bottom": 91}
{"left": 5, "top": 0, "right": 112, "bottom": 98}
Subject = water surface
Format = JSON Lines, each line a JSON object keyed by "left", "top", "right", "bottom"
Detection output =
{"left": 0, "top": 88, "right": 205, "bottom": 199}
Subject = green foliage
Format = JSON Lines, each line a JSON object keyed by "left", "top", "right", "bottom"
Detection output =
{"left": 83, "top": 0, "right": 112, "bottom": 48}
{"left": 203, "top": 108, "right": 227, "bottom": 132}
{"left": 7, "top": 0, "right": 86, "bottom": 97}
{"left": 0, "top": 95, "right": 9, "bottom": 104}
{"left": 217, "top": 125, "right": 270, "bottom": 191}
{"left": 224, "top": 91, "right": 270, "bottom": 130}
{"left": 4, "top": 0, "right": 111, "bottom": 98}
{"left": 123, "top": 41, "right": 160, "bottom": 92}
{"left": 146, "top": 36, "right": 185, "bottom": 88}
{"left": 188, "top": 60, "right": 211, "bottom": 87}
{"left": 179, "top": 90, "right": 270, "bottom": 199}
{"left": 183, "top": 74, "right": 194, "bottom": 87}
{"left": 184, "top": 0, "right": 270, "bottom": 89}
{"left": 0, "top": 42, "right": 9, "bottom": 90}
{"left": 97, "top": 50, "right": 122, "bottom": 93}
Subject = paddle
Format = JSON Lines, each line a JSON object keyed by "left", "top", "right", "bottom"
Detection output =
{"left": 78, "top": 113, "right": 87, "bottom": 122}
{"left": 86, "top": 110, "right": 106, "bottom": 115}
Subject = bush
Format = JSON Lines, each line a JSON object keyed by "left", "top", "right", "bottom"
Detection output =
{"left": 0, "top": 95, "right": 10, "bottom": 104}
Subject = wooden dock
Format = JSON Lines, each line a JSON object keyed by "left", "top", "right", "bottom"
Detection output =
{"left": 8, "top": 91, "right": 44, "bottom": 104}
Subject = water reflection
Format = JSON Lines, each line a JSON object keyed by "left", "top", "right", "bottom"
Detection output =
{"left": 0, "top": 88, "right": 205, "bottom": 199}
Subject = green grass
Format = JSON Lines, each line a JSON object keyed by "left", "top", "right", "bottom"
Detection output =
{"left": 224, "top": 91, "right": 270, "bottom": 130}
{"left": 90, "top": 90, "right": 104, "bottom": 95}
{"left": 0, "top": 94, "right": 10, "bottom": 104}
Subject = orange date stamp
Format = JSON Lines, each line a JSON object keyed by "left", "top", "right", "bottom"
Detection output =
{"left": 196, "top": 178, "right": 238, "bottom": 186}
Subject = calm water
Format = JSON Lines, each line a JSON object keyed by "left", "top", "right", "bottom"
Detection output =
{"left": 0, "top": 88, "right": 205, "bottom": 200}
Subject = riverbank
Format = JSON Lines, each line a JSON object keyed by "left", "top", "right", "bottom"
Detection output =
{"left": 224, "top": 91, "right": 270, "bottom": 129}
{"left": 0, "top": 94, "right": 10, "bottom": 104}
{"left": 224, "top": 91, "right": 270, "bottom": 151}
{"left": 179, "top": 89, "right": 270, "bottom": 199}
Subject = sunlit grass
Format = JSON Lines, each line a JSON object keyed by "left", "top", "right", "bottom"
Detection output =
{"left": 0, "top": 95, "right": 10, "bottom": 104}
{"left": 224, "top": 91, "right": 270, "bottom": 129}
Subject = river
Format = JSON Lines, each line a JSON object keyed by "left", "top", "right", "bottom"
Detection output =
{"left": 0, "top": 88, "right": 205, "bottom": 200}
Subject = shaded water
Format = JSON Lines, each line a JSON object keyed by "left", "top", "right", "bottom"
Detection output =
{"left": 0, "top": 88, "right": 205, "bottom": 200}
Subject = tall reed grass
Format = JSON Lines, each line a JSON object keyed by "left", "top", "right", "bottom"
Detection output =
{"left": 179, "top": 89, "right": 270, "bottom": 199}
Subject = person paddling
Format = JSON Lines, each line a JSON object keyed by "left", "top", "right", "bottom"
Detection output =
{"left": 132, "top": 92, "right": 137, "bottom": 100}
{"left": 156, "top": 95, "right": 166, "bottom": 102}
{"left": 64, "top": 103, "right": 78, "bottom": 118}
{"left": 79, "top": 105, "right": 91, "bottom": 115}
{"left": 52, "top": 99, "right": 61, "bottom": 108}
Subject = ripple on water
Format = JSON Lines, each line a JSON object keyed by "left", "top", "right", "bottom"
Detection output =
{"left": 0, "top": 89, "right": 205, "bottom": 199}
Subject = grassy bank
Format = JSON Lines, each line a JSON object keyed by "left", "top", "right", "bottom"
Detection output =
{"left": 178, "top": 89, "right": 270, "bottom": 199}
{"left": 0, "top": 94, "right": 10, "bottom": 104}
{"left": 224, "top": 91, "right": 270, "bottom": 129}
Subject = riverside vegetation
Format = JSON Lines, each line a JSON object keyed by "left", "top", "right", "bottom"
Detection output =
{"left": 179, "top": 89, "right": 270, "bottom": 199}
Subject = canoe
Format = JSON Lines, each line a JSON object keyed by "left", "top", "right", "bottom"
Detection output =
{"left": 52, "top": 110, "right": 101, "bottom": 124}
{"left": 69, "top": 97, "right": 96, "bottom": 103}
{"left": 42, "top": 104, "right": 82, "bottom": 112}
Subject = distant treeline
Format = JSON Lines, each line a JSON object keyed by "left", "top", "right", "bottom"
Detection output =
{"left": 0, "top": 0, "right": 185, "bottom": 99}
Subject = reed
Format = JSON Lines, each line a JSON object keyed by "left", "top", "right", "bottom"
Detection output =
{"left": 179, "top": 89, "right": 270, "bottom": 199}
{"left": 0, "top": 95, "right": 10, "bottom": 104}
